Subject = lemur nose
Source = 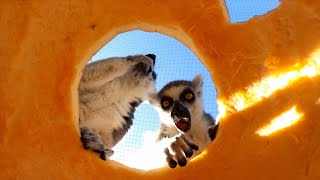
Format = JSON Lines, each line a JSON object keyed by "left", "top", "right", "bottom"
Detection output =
{"left": 171, "top": 101, "right": 190, "bottom": 118}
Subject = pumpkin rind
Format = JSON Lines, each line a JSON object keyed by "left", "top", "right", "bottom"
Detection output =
{"left": 0, "top": 0, "right": 320, "bottom": 179}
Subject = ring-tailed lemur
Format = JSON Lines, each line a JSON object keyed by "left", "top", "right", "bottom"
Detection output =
{"left": 79, "top": 54, "right": 157, "bottom": 160}
{"left": 150, "top": 74, "right": 219, "bottom": 168}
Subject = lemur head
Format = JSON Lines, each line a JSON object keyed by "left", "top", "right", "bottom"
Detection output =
{"left": 150, "top": 75, "right": 204, "bottom": 132}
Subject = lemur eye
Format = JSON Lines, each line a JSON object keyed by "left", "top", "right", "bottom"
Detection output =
{"left": 162, "top": 101, "right": 170, "bottom": 108}
{"left": 185, "top": 93, "right": 193, "bottom": 100}
{"left": 180, "top": 89, "right": 195, "bottom": 103}
{"left": 161, "top": 96, "right": 173, "bottom": 110}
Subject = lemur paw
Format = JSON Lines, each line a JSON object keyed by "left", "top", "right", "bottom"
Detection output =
{"left": 208, "top": 123, "right": 219, "bottom": 141}
{"left": 164, "top": 134, "right": 198, "bottom": 168}
{"left": 133, "top": 61, "right": 153, "bottom": 76}
{"left": 130, "top": 54, "right": 156, "bottom": 80}
{"left": 80, "top": 127, "right": 114, "bottom": 160}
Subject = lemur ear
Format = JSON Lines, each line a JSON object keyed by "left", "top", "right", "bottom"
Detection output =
{"left": 145, "top": 54, "right": 156, "bottom": 65}
{"left": 192, "top": 74, "right": 203, "bottom": 96}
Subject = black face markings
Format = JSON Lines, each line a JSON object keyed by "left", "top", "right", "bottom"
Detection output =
{"left": 161, "top": 96, "right": 174, "bottom": 110}
{"left": 180, "top": 88, "right": 195, "bottom": 103}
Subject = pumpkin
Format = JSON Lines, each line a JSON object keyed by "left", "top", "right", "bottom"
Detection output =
{"left": 1, "top": 0, "right": 320, "bottom": 179}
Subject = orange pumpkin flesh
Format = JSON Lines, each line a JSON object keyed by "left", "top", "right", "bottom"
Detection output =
{"left": 1, "top": 0, "right": 320, "bottom": 179}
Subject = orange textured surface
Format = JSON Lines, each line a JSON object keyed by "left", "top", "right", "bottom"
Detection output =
{"left": 1, "top": 0, "right": 320, "bottom": 179}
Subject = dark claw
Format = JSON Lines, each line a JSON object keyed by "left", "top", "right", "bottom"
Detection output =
{"left": 95, "top": 149, "right": 114, "bottom": 160}
{"left": 80, "top": 136, "right": 85, "bottom": 142}
{"left": 80, "top": 127, "right": 90, "bottom": 135}
{"left": 82, "top": 143, "right": 90, "bottom": 150}
{"left": 105, "top": 149, "right": 114, "bottom": 158}
{"left": 178, "top": 158, "right": 187, "bottom": 167}
{"left": 168, "top": 159, "right": 177, "bottom": 168}
{"left": 100, "top": 151, "right": 107, "bottom": 160}
{"left": 185, "top": 150, "right": 193, "bottom": 158}
{"left": 190, "top": 144, "right": 199, "bottom": 151}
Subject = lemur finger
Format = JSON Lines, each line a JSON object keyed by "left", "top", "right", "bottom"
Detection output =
{"left": 80, "top": 128, "right": 100, "bottom": 142}
{"left": 99, "top": 149, "right": 114, "bottom": 160}
{"left": 164, "top": 148, "right": 177, "bottom": 168}
{"left": 208, "top": 123, "right": 219, "bottom": 141}
{"left": 176, "top": 136, "right": 193, "bottom": 158}
{"left": 80, "top": 127, "right": 91, "bottom": 135}
{"left": 81, "top": 132, "right": 100, "bottom": 142}
{"left": 80, "top": 127, "right": 106, "bottom": 151}
{"left": 171, "top": 141, "right": 187, "bottom": 167}
{"left": 81, "top": 128, "right": 97, "bottom": 148}
{"left": 181, "top": 134, "right": 199, "bottom": 151}
{"left": 82, "top": 141, "right": 106, "bottom": 151}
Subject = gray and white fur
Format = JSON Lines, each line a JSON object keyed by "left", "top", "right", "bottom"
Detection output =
{"left": 79, "top": 54, "right": 157, "bottom": 160}
{"left": 150, "top": 74, "right": 219, "bottom": 168}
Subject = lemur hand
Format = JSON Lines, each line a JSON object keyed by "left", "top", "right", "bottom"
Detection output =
{"left": 164, "top": 134, "right": 199, "bottom": 168}
{"left": 130, "top": 54, "right": 156, "bottom": 81}
{"left": 80, "top": 127, "right": 114, "bottom": 160}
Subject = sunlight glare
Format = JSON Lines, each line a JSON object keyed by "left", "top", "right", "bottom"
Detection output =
{"left": 110, "top": 130, "right": 167, "bottom": 170}
{"left": 257, "top": 106, "right": 303, "bottom": 136}
{"left": 229, "top": 50, "right": 320, "bottom": 111}
{"left": 216, "top": 100, "right": 228, "bottom": 121}
{"left": 316, "top": 98, "right": 320, "bottom": 105}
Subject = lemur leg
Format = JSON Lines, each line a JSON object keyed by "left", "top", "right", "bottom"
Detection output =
{"left": 208, "top": 123, "right": 219, "bottom": 141}
{"left": 80, "top": 55, "right": 155, "bottom": 91}
{"left": 165, "top": 134, "right": 199, "bottom": 168}
{"left": 80, "top": 127, "right": 114, "bottom": 160}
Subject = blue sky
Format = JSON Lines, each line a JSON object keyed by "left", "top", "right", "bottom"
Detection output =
{"left": 89, "top": 0, "right": 279, "bottom": 169}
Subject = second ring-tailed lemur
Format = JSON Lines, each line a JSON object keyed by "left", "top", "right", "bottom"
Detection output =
{"left": 150, "top": 74, "right": 219, "bottom": 168}
{"left": 79, "top": 54, "right": 157, "bottom": 160}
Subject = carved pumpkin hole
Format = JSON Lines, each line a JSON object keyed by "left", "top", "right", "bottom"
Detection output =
{"left": 80, "top": 0, "right": 282, "bottom": 170}
{"left": 225, "top": 0, "right": 279, "bottom": 23}
{"left": 84, "top": 30, "right": 218, "bottom": 170}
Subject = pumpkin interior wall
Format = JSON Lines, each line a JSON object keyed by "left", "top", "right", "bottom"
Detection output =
{"left": 0, "top": 0, "right": 320, "bottom": 179}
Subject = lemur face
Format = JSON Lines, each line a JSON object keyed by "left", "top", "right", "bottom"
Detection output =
{"left": 150, "top": 75, "right": 203, "bottom": 132}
